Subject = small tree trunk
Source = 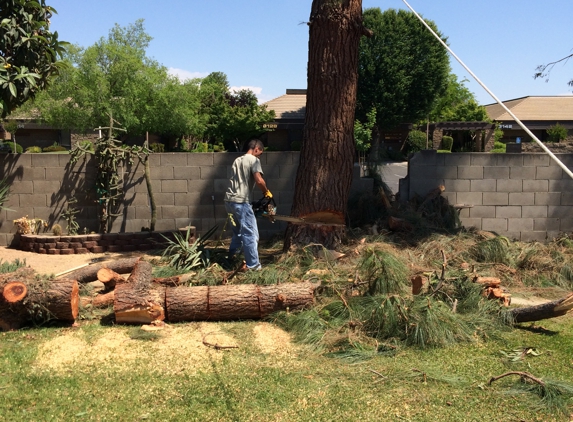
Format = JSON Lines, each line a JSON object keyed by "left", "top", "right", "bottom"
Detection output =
{"left": 165, "top": 282, "right": 317, "bottom": 322}
{"left": 510, "top": 293, "right": 573, "bottom": 323}
{"left": 97, "top": 268, "right": 125, "bottom": 290}
{"left": 58, "top": 257, "right": 141, "bottom": 283}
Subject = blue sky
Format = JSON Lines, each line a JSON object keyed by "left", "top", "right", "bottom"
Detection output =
{"left": 48, "top": 0, "right": 573, "bottom": 106}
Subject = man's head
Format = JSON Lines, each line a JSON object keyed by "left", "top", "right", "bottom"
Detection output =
{"left": 247, "top": 139, "right": 264, "bottom": 157}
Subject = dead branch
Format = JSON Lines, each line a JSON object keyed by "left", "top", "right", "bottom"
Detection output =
{"left": 202, "top": 332, "right": 239, "bottom": 350}
{"left": 488, "top": 371, "right": 545, "bottom": 387}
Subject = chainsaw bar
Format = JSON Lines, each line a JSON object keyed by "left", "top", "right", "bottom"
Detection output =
{"left": 264, "top": 214, "right": 345, "bottom": 227}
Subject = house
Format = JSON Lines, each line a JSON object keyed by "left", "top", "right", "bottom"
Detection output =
{"left": 261, "top": 89, "right": 306, "bottom": 151}
{"left": 485, "top": 96, "right": 573, "bottom": 144}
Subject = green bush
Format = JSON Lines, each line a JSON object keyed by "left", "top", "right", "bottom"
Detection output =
{"left": 440, "top": 135, "right": 453, "bottom": 151}
{"left": 42, "top": 144, "right": 67, "bottom": 152}
{"left": 546, "top": 123, "right": 568, "bottom": 143}
{"left": 149, "top": 142, "right": 165, "bottom": 153}
{"left": 25, "top": 146, "right": 42, "bottom": 153}
{"left": 0, "top": 141, "right": 23, "bottom": 153}
{"left": 406, "top": 130, "right": 427, "bottom": 153}
{"left": 490, "top": 141, "right": 506, "bottom": 154}
{"left": 437, "top": 150, "right": 452, "bottom": 153}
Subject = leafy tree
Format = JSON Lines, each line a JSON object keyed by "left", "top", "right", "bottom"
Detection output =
{"left": 356, "top": 8, "right": 450, "bottom": 130}
{"left": 546, "top": 123, "right": 568, "bottom": 143}
{"left": 428, "top": 74, "right": 488, "bottom": 122}
{"left": 354, "top": 107, "right": 376, "bottom": 164}
{"left": 0, "top": 0, "right": 68, "bottom": 117}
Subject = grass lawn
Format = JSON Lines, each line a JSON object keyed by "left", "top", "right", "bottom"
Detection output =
{"left": 1, "top": 312, "right": 572, "bottom": 422}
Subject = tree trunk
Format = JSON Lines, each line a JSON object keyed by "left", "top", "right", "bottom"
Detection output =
{"left": 165, "top": 282, "right": 317, "bottom": 322}
{"left": 97, "top": 268, "right": 125, "bottom": 290}
{"left": 58, "top": 257, "right": 141, "bottom": 283}
{"left": 284, "top": 0, "right": 367, "bottom": 250}
{"left": 0, "top": 279, "right": 79, "bottom": 331}
{"left": 2, "top": 282, "right": 27, "bottom": 303}
{"left": 510, "top": 293, "right": 573, "bottom": 323}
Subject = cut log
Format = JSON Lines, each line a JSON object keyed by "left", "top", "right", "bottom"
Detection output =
{"left": 510, "top": 293, "right": 573, "bottom": 323}
{"left": 91, "top": 291, "right": 115, "bottom": 308}
{"left": 97, "top": 268, "right": 125, "bottom": 290}
{"left": 2, "top": 282, "right": 27, "bottom": 303}
{"left": 473, "top": 276, "right": 501, "bottom": 288}
{"left": 58, "top": 257, "right": 141, "bottom": 283}
{"left": 411, "top": 275, "right": 427, "bottom": 295}
{"left": 113, "top": 260, "right": 163, "bottom": 324}
{"left": 151, "top": 274, "right": 194, "bottom": 287}
{"left": 0, "top": 279, "right": 79, "bottom": 331}
{"left": 165, "top": 282, "right": 317, "bottom": 322}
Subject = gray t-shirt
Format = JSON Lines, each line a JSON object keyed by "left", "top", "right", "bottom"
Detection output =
{"left": 224, "top": 154, "right": 263, "bottom": 203}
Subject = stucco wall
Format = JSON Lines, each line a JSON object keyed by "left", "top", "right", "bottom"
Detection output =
{"left": 0, "top": 152, "right": 372, "bottom": 246}
{"left": 401, "top": 150, "right": 573, "bottom": 242}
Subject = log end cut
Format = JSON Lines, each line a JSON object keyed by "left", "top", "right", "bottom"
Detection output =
{"left": 2, "top": 282, "right": 28, "bottom": 303}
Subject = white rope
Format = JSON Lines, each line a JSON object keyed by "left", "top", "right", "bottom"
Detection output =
{"left": 401, "top": 0, "right": 573, "bottom": 180}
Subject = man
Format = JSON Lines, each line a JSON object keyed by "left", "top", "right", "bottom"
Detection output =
{"left": 224, "top": 139, "right": 272, "bottom": 270}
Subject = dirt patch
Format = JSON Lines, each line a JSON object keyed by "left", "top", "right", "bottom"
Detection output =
{"left": 253, "top": 322, "right": 295, "bottom": 355}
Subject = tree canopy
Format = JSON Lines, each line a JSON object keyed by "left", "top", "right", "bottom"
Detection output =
{"left": 0, "top": 0, "right": 68, "bottom": 117}
{"left": 356, "top": 8, "right": 450, "bottom": 130}
{"left": 427, "top": 74, "right": 488, "bottom": 123}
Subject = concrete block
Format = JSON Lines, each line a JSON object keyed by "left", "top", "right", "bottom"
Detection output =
{"left": 443, "top": 179, "right": 470, "bottom": 192}
{"left": 501, "top": 231, "right": 522, "bottom": 241}
{"left": 28, "top": 167, "right": 46, "bottom": 180}
{"left": 523, "top": 154, "right": 550, "bottom": 167}
{"left": 457, "top": 166, "right": 483, "bottom": 179}
{"left": 9, "top": 181, "right": 33, "bottom": 194}
{"left": 435, "top": 165, "right": 458, "bottom": 179}
{"left": 188, "top": 178, "right": 216, "bottom": 193}
{"left": 441, "top": 191, "right": 456, "bottom": 205}
{"left": 125, "top": 193, "right": 150, "bottom": 207}
{"left": 534, "top": 192, "right": 561, "bottom": 205}
{"left": 548, "top": 206, "right": 572, "bottom": 218}
{"left": 160, "top": 153, "right": 188, "bottom": 167}
{"left": 148, "top": 154, "right": 161, "bottom": 167}
{"left": 266, "top": 152, "right": 295, "bottom": 166}
{"left": 456, "top": 191, "right": 483, "bottom": 206}
{"left": 213, "top": 178, "right": 229, "bottom": 193}
{"left": 32, "top": 206, "right": 53, "bottom": 220}
{"left": 496, "top": 179, "right": 523, "bottom": 192}
{"left": 522, "top": 206, "right": 548, "bottom": 218}
{"left": 31, "top": 155, "right": 60, "bottom": 167}
{"left": 482, "top": 218, "right": 508, "bottom": 232}
{"left": 470, "top": 179, "right": 496, "bottom": 192}
{"left": 562, "top": 192, "right": 573, "bottom": 205}
{"left": 173, "top": 166, "right": 201, "bottom": 180}
{"left": 187, "top": 152, "right": 213, "bottom": 167}
{"left": 409, "top": 164, "right": 437, "bottom": 180}
{"left": 509, "top": 193, "right": 535, "bottom": 205}
{"left": 135, "top": 206, "right": 151, "bottom": 219}
{"left": 523, "top": 180, "right": 549, "bottom": 193}
{"left": 271, "top": 178, "right": 296, "bottom": 192}
{"left": 560, "top": 218, "right": 573, "bottom": 231}
{"left": 460, "top": 217, "right": 482, "bottom": 229}
{"left": 533, "top": 218, "right": 560, "bottom": 231}
{"left": 161, "top": 180, "right": 188, "bottom": 193}
{"left": 483, "top": 192, "right": 509, "bottom": 205}
{"left": 410, "top": 150, "right": 439, "bottom": 166}
{"left": 19, "top": 194, "right": 47, "bottom": 207}
{"left": 496, "top": 154, "right": 523, "bottom": 167}
{"left": 213, "top": 153, "right": 239, "bottom": 166}
{"left": 547, "top": 231, "right": 562, "bottom": 241}
{"left": 154, "top": 166, "right": 174, "bottom": 179}
{"left": 510, "top": 166, "right": 536, "bottom": 179}
{"left": 152, "top": 219, "right": 176, "bottom": 232}
{"left": 33, "top": 180, "right": 61, "bottom": 194}
{"left": 188, "top": 204, "right": 218, "bottom": 219}
{"left": 483, "top": 166, "right": 509, "bottom": 179}
{"left": 508, "top": 218, "right": 533, "bottom": 232}
{"left": 160, "top": 205, "right": 189, "bottom": 219}
{"left": 469, "top": 206, "right": 495, "bottom": 218}
{"left": 520, "top": 231, "right": 547, "bottom": 242}
{"left": 260, "top": 165, "right": 280, "bottom": 179}
{"left": 200, "top": 166, "right": 227, "bottom": 180}
{"left": 470, "top": 154, "right": 496, "bottom": 166}
{"left": 549, "top": 179, "right": 573, "bottom": 192}
{"left": 154, "top": 193, "right": 175, "bottom": 206}
{"left": 279, "top": 165, "right": 297, "bottom": 179}
{"left": 444, "top": 154, "right": 471, "bottom": 166}
{"left": 496, "top": 206, "right": 521, "bottom": 218}
{"left": 0, "top": 234, "right": 8, "bottom": 246}
{"left": 536, "top": 166, "right": 563, "bottom": 180}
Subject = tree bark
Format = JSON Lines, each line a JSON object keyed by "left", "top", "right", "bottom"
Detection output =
{"left": 97, "top": 268, "right": 125, "bottom": 290}
{"left": 165, "top": 282, "right": 317, "bottom": 322}
{"left": 58, "top": 257, "right": 141, "bottom": 283}
{"left": 284, "top": 0, "right": 367, "bottom": 250}
{"left": 510, "top": 293, "right": 573, "bottom": 323}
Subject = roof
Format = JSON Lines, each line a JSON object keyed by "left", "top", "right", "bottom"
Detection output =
{"left": 264, "top": 89, "right": 306, "bottom": 120}
{"left": 485, "top": 96, "right": 573, "bottom": 121}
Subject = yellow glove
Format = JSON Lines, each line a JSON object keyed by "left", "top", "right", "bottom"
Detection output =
{"left": 264, "top": 190, "right": 273, "bottom": 199}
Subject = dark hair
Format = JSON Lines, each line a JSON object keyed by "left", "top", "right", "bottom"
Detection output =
{"left": 246, "top": 139, "right": 264, "bottom": 151}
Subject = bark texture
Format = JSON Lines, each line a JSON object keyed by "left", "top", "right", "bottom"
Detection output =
{"left": 165, "top": 282, "right": 317, "bottom": 322}
{"left": 510, "top": 293, "right": 573, "bottom": 323}
{"left": 58, "top": 257, "right": 141, "bottom": 283}
{"left": 285, "top": 0, "right": 366, "bottom": 250}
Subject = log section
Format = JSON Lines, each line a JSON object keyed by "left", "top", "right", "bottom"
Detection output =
{"left": 58, "top": 257, "right": 141, "bottom": 283}
{"left": 510, "top": 293, "right": 573, "bottom": 323}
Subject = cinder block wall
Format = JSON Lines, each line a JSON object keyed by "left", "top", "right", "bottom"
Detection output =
{"left": 402, "top": 150, "right": 573, "bottom": 241}
{"left": 0, "top": 152, "right": 372, "bottom": 246}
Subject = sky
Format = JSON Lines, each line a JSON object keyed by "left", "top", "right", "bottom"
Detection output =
{"left": 47, "top": 0, "right": 573, "bottom": 106}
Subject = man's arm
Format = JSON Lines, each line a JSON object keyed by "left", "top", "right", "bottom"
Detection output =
{"left": 253, "top": 172, "right": 270, "bottom": 195}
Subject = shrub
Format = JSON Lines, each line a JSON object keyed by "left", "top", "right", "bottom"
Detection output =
{"left": 490, "top": 141, "right": 506, "bottom": 154}
{"left": 43, "top": 144, "right": 67, "bottom": 152}
{"left": 546, "top": 123, "right": 568, "bottom": 143}
{"left": 0, "top": 141, "right": 23, "bottom": 153}
{"left": 406, "top": 129, "right": 427, "bottom": 153}
{"left": 440, "top": 135, "right": 453, "bottom": 151}
{"left": 25, "top": 146, "right": 42, "bottom": 153}
{"left": 149, "top": 142, "right": 165, "bottom": 153}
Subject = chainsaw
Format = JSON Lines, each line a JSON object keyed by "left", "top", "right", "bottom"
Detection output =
{"left": 251, "top": 196, "right": 345, "bottom": 226}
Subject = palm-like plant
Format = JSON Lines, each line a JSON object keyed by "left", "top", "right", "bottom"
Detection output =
{"left": 161, "top": 225, "right": 218, "bottom": 272}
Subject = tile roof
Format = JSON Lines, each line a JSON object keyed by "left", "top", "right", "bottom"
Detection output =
{"left": 264, "top": 90, "right": 306, "bottom": 120}
{"left": 485, "top": 96, "right": 573, "bottom": 121}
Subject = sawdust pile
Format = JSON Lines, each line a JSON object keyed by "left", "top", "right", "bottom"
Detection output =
{"left": 34, "top": 322, "right": 297, "bottom": 374}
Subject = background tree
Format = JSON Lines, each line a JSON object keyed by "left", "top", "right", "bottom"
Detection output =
{"left": 427, "top": 74, "right": 488, "bottom": 123}
{"left": 0, "top": 0, "right": 68, "bottom": 117}
{"left": 534, "top": 52, "right": 573, "bottom": 89}
{"left": 284, "top": 0, "right": 371, "bottom": 250}
{"left": 356, "top": 8, "right": 450, "bottom": 131}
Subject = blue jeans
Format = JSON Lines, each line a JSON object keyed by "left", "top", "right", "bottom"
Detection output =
{"left": 225, "top": 201, "right": 260, "bottom": 269}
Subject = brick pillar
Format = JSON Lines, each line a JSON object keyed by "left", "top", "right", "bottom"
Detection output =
{"left": 432, "top": 128, "right": 443, "bottom": 150}
{"left": 474, "top": 130, "right": 483, "bottom": 152}
{"left": 484, "top": 128, "right": 495, "bottom": 152}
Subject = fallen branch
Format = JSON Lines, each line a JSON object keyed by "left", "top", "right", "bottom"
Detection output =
{"left": 202, "top": 332, "right": 239, "bottom": 350}
{"left": 488, "top": 371, "right": 545, "bottom": 387}
{"left": 509, "top": 293, "right": 573, "bottom": 323}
